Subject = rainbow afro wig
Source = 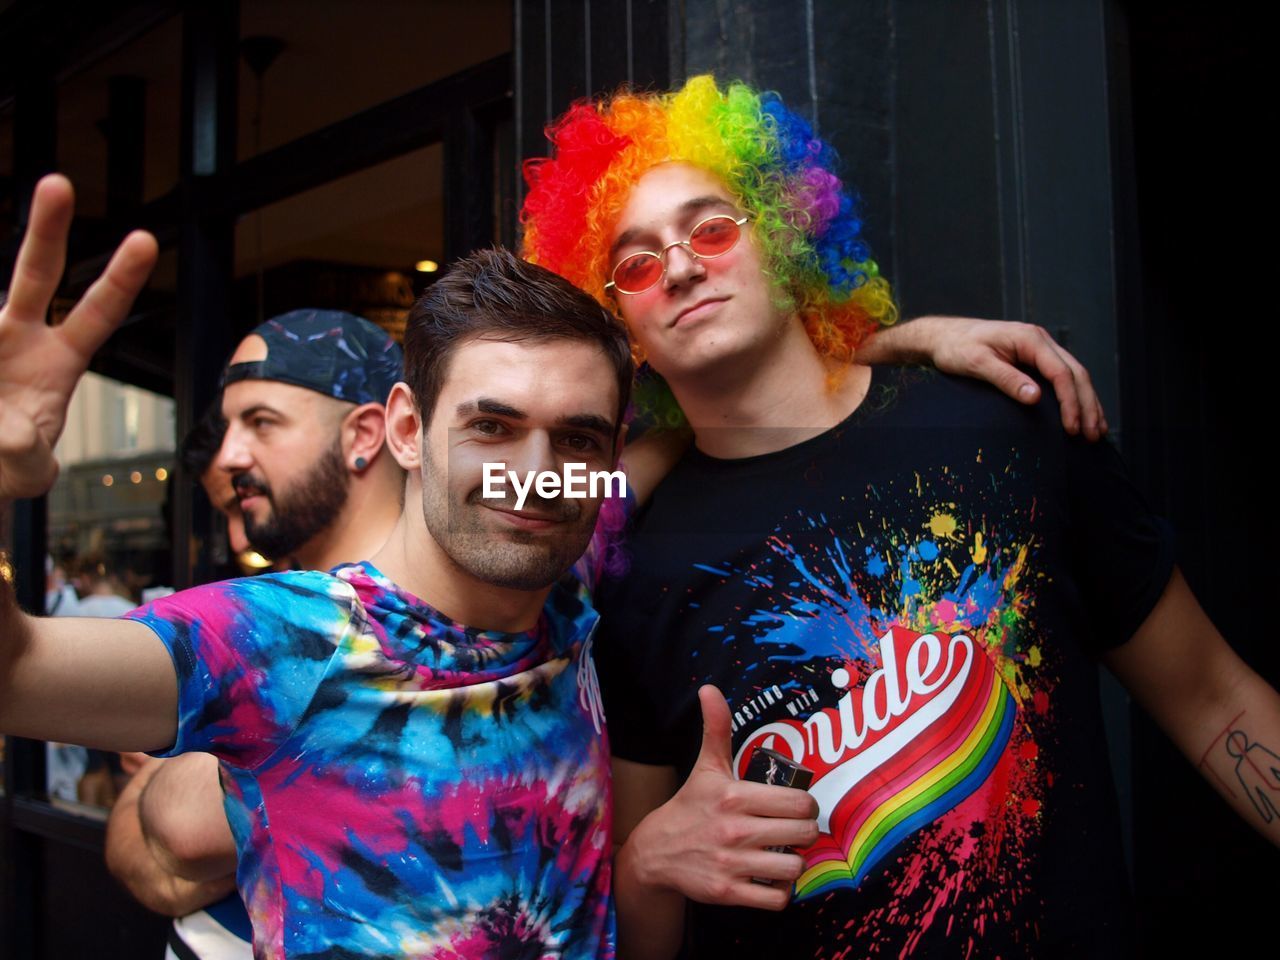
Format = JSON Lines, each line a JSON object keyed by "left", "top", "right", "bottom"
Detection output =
{"left": 521, "top": 75, "right": 897, "bottom": 363}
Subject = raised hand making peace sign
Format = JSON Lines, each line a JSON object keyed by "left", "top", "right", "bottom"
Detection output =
{"left": 0, "top": 174, "right": 158, "bottom": 501}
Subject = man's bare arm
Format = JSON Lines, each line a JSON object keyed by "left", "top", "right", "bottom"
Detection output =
{"left": 0, "top": 589, "right": 177, "bottom": 749}
{"left": 858, "top": 315, "right": 1107, "bottom": 440}
{"left": 0, "top": 174, "right": 173, "bottom": 750}
{"left": 138, "top": 753, "right": 238, "bottom": 882}
{"left": 1104, "top": 568, "right": 1280, "bottom": 845}
{"left": 105, "top": 757, "right": 236, "bottom": 917}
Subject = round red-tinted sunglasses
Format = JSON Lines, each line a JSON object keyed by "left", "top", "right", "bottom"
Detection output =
{"left": 606, "top": 214, "right": 751, "bottom": 295}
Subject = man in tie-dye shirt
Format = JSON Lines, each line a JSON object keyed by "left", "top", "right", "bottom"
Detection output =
{"left": 0, "top": 179, "right": 629, "bottom": 960}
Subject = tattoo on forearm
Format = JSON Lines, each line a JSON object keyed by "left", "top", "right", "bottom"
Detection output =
{"left": 1200, "top": 711, "right": 1280, "bottom": 825}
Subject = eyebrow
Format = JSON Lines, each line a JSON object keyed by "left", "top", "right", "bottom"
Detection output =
{"left": 236, "top": 403, "right": 285, "bottom": 422}
{"left": 557, "top": 413, "right": 615, "bottom": 436}
{"left": 610, "top": 194, "right": 737, "bottom": 258}
{"left": 456, "top": 399, "right": 615, "bottom": 436}
{"left": 456, "top": 398, "right": 526, "bottom": 420}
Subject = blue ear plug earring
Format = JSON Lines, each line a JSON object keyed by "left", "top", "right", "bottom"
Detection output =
{"left": 354, "top": 456, "right": 368, "bottom": 470}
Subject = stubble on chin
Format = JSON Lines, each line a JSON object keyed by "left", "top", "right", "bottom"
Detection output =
{"left": 435, "top": 505, "right": 588, "bottom": 590}
{"left": 422, "top": 496, "right": 593, "bottom": 592}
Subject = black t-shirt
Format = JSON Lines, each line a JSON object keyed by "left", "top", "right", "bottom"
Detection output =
{"left": 596, "top": 368, "right": 1175, "bottom": 958}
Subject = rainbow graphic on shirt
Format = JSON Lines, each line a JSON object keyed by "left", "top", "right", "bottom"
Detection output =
{"left": 734, "top": 625, "right": 1016, "bottom": 898}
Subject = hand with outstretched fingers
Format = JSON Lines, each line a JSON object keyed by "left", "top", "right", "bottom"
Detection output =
{"left": 628, "top": 685, "right": 820, "bottom": 910}
{"left": 0, "top": 175, "right": 158, "bottom": 501}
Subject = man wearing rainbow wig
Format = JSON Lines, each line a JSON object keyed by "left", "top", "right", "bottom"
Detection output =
{"left": 522, "top": 76, "right": 1280, "bottom": 958}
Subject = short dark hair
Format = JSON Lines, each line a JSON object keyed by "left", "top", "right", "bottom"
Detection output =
{"left": 404, "top": 247, "right": 633, "bottom": 430}
{"left": 180, "top": 401, "right": 227, "bottom": 478}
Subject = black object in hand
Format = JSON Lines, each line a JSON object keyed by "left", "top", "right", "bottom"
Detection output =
{"left": 742, "top": 746, "right": 816, "bottom": 886}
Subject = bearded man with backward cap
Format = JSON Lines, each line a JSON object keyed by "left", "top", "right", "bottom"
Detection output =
{"left": 216, "top": 308, "right": 406, "bottom": 569}
{"left": 520, "top": 75, "right": 1280, "bottom": 959}
{"left": 103, "top": 309, "right": 407, "bottom": 959}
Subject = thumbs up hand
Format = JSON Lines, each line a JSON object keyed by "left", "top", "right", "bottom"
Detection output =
{"left": 691, "top": 683, "right": 738, "bottom": 775}
{"left": 626, "top": 685, "right": 819, "bottom": 910}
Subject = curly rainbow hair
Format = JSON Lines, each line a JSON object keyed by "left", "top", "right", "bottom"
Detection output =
{"left": 520, "top": 75, "right": 897, "bottom": 363}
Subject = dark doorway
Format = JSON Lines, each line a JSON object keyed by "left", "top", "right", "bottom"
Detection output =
{"left": 1118, "top": 4, "right": 1278, "bottom": 953}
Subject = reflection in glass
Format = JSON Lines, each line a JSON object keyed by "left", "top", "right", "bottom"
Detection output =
{"left": 44, "top": 373, "right": 177, "bottom": 813}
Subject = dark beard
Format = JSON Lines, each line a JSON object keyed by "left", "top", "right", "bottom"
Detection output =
{"left": 243, "top": 440, "right": 349, "bottom": 563}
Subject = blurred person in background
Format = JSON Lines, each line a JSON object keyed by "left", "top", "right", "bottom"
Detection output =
{"left": 70, "top": 554, "right": 136, "bottom": 617}
{"left": 44, "top": 554, "right": 78, "bottom": 616}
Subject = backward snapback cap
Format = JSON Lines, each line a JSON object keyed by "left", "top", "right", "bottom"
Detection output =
{"left": 222, "top": 309, "right": 404, "bottom": 405}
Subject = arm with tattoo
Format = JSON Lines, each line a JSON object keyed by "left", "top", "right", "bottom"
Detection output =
{"left": 1105, "top": 568, "right": 1280, "bottom": 845}
{"left": 1201, "top": 714, "right": 1280, "bottom": 826}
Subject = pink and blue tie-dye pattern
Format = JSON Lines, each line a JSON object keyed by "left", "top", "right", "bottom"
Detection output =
{"left": 128, "top": 562, "right": 614, "bottom": 960}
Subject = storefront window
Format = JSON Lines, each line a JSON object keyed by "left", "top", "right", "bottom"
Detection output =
{"left": 233, "top": 142, "right": 442, "bottom": 335}
{"left": 43, "top": 372, "right": 176, "bottom": 814}
{"left": 237, "top": 0, "right": 511, "bottom": 161}
{"left": 56, "top": 14, "right": 183, "bottom": 214}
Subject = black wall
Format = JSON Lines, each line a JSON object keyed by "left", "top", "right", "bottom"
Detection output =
{"left": 679, "top": 0, "right": 1124, "bottom": 407}
{"left": 1122, "top": 6, "right": 1277, "bottom": 952}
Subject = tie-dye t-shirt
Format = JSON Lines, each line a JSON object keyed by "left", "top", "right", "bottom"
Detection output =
{"left": 596, "top": 369, "right": 1174, "bottom": 958}
{"left": 127, "top": 562, "right": 614, "bottom": 960}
